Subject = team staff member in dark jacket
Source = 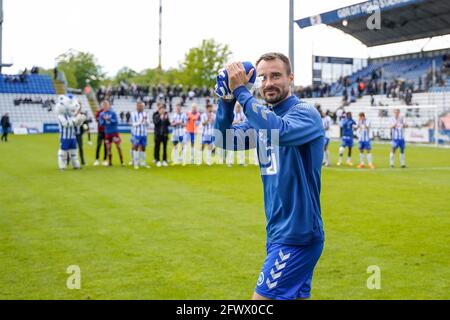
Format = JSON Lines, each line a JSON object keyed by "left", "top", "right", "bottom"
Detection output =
{"left": 94, "top": 102, "right": 108, "bottom": 166}
{"left": 75, "top": 114, "right": 92, "bottom": 166}
{"left": 153, "top": 104, "right": 171, "bottom": 167}
{"left": 1, "top": 113, "right": 11, "bottom": 142}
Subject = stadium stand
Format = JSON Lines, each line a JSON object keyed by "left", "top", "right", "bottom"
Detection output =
{"left": 293, "top": 0, "right": 450, "bottom": 145}
{"left": 110, "top": 96, "right": 215, "bottom": 117}
{"left": 0, "top": 93, "right": 95, "bottom": 133}
{"left": 0, "top": 74, "right": 56, "bottom": 94}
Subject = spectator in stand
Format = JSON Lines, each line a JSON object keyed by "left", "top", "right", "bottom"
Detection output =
{"left": 125, "top": 111, "right": 131, "bottom": 124}
{"left": 350, "top": 87, "right": 356, "bottom": 103}
{"left": 119, "top": 111, "right": 125, "bottom": 123}
{"left": 357, "top": 81, "right": 365, "bottom": 98}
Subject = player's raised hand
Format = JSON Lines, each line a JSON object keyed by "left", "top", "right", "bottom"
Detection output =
{"left": 226, "top": 62, "right": 255, "bottom": 92}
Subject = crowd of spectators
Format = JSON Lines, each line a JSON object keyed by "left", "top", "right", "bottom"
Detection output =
{"left": 13, "top": 96, "right": 55, "bottom": 111}
{"left": 96, "top": 82, "right": 215, "bottom": 110}
{"left": 295, "top": 54, "right": 449, "bottom": 107}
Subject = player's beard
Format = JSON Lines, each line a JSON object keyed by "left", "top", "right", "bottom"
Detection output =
{"left": 262, "top": 85, "right": 289, "bottom": 105}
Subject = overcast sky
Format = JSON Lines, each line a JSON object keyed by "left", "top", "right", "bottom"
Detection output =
{"left": 3, "top": 0, "right": 450, "bottom": 85}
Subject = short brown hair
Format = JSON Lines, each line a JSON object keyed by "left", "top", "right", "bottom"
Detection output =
{"left": 256, "top": 52, "right": 292, "bottom": 75}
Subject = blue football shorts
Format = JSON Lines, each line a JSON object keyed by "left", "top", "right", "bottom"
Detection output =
{"left": 255, "top": 241, "right": 324, "bottom": 300}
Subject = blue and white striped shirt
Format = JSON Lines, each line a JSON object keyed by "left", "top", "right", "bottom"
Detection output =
{"left": 171, "top": 112, "right": 187, "bottom": 138}
{"left": 201, "top": 112, "right": 216, "bottom": 138}
{"left": 391, "top": 116, "right": 405, "bottom": 140}
{"left": 131, "top": 111, "right": 150, "bottom": 137}
{"left": 357, "top": 119, "right": 370, "bottom": 142}
{"left": 322, "top": 115, "right": 332, "bottom": 139}
{"left": 233, "top": 110, "right": 246, "bottom": 124}
{"left": 58, "top": 114, "right": 77, "bottom": 140}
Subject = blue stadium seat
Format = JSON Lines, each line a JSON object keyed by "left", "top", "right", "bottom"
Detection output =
{"left": 0, "top": 74, "right": 56, "bottom": 94}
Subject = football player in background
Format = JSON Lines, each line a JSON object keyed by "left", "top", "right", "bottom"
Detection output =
{"left": 337, "top": 111, "right": 356, "bottom": 166}
{"left": 321, "top": 110, "right": 332, "bottom": 166}
{"left": 356, "top": 112, "right": 375, "bottom": 169}
{"left": 170, "top": 103, "right": 187, "bottom": 165}
{"left": 184, "top": 103, "right": 200, "bottom": 165}
{"left": 227, "top": 102, "right": 246, "bottom": 166}
{"left": 99, "top": 100, "right": 124, "bottom": 166}
{"left": 390, "top": 108, "right": 407, "bottom": 168}
{"left": 200, "top": 104, "right": 216, "bottom": 166}
{"left": 130, "top": 102, "right": 151, "bottom": 169}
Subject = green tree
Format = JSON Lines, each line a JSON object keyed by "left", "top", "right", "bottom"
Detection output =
{"left": 114, "top": 67, "right": 138, "bottom": 84}
{"left": 180, "top": 39, "right": 231, "bottom": 87}
{"left": 56, "top": 49, "right": 105, "bottom": 90}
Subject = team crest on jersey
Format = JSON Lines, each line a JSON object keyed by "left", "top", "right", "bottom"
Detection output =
{"left": 258, "top": 130, "right": 279, "bottom": 176}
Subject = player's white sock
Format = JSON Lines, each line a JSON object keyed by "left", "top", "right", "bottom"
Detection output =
{"left": 367, "top": 153, "right": 373, "bottom": 165}
{"left": 182, "top": 145, "right": 187, "bottom": 165}
{"left": 133, "top": 150, "right": 139, "bottom": 166}
{"left": 227, "top": 151, "right": 234, "bottom": 165}
{"left": 323, "top": 150, "right": 329, "bottom": 164}
{"left": 196, "top": 148, "right": 203, "bottom": 165}
{"left": 400, "top": 153, "right": 405, "bottom": 166}
{"left": 215, "top": 148, "right": 224, "bottom": 164}
{"left": 206, "top": 148, "right": 212, "bottom": 165}
{"left": 69, "top": 149, "right": 80, "bottom": 169}
{"left": 172, "top": 147, "right": 178, "bottom": 164}
{"left": 190, "top": 147, "right": 195, "bottom": 164}
{"left": 338, "top": 147, "right": 344, "bottom": 162}
{"left": 238, "top": 151, "right": 245, "bottom": 165}
{"left": 347, "top": 156, "right": 352, "bottom": 163}
{"left": 58, "top": 149, "right": 68, "bottom": 169}
{"left": 360, "top": 153, "right": 365, "bottom": 164}
{"left": 139, "top": 151, "right": 146, "bottom": 166}
{"left": 390, "top": 152, "right": 394, "bottom": 166}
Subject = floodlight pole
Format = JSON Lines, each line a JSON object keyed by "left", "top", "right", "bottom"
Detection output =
{"left": 289, "top": 0, "right": 294, "bottom": 80}
{"left": 158, "top": 0, "right": 162, "bottom": 70}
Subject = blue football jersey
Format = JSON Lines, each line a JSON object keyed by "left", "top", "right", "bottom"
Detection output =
{"left": 215, "top": 86, "right": 325, "bottom": 246}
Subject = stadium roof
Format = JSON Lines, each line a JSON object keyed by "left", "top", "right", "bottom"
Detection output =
{"left": 295, "top": 0, "right": 450, "bottom": 47}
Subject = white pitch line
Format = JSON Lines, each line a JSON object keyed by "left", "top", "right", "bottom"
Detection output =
{"left": 323, "top": 167, "right": 450, "bottom": 172}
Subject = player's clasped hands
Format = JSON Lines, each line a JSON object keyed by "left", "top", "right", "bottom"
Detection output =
{"left": 226, "top": 62, "right": 255, "bottom": 92}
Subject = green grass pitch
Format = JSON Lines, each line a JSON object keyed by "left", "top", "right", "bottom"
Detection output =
{"left": 0, "top": 133, "right": 449, "bottom": 299}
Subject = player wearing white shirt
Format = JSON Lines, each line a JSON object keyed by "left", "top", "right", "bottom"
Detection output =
{"left": 390, "top": 109, "right": 407, "bottom": 168}
{"left": 200, "top": 104, "right": 216, "bottom": 166}
{"left": 356, "top": 112, "right": 374, "bottom": 169}
{"left": 170, "top": 104, "right": 187, "bottom": 165}
{"left": 131, "top": 102, "right": 151, "bottom": 169}
{"left": 227, "top": 103, "right": 247, "bottom": 166}
{"left": 321, "top": 111, "right": 332, "bottom": 166}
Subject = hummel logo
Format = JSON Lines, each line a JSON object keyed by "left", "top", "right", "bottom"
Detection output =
{"left": 279, "top": 250, "right": 290, "bottom": 261}
{"left": 275, "top": 259, "right": 286, "bottom": 271}
{"left": 270, "top": 268, "right": 282, "bottom": 280}
{"left": 266, "top": 278, "right": 277, "bottom": 289}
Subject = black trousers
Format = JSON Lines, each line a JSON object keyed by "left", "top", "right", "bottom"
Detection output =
{"left": 76, "top": 134, "right": 85, "bottom": 165}
{"left": 1, "top": 127, "right": 8, "bottom": 141}
{"left": 95, "top": 132, "right": 107, "bottom": 160}
{"left": 154, "top": 134, "right": 168, "bottom": 162}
